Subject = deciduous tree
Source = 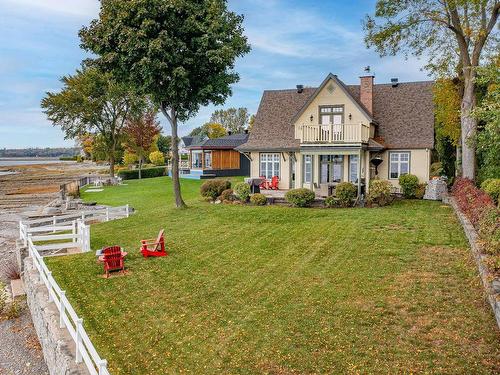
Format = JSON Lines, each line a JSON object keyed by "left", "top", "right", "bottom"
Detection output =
{"left": 210, "top": 107, "right": 249, "bottom": 133}
{"left": 364, "top": 0, "right": 499, "bottom": 180}
{"left": 80, "top": 0, "right": 250, "bottom": 207}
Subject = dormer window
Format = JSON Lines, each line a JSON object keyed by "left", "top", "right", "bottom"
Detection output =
{"left": 319, "top": 105, "right": 344, "bottom": 125}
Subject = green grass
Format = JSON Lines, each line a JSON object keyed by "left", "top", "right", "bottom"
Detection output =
{"left": 46, "top": 177, "right": 500, "bottom": 374}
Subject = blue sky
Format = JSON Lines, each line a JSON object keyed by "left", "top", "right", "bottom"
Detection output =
{"left": 0, "top": 0, "right": 430, "bottom": 148}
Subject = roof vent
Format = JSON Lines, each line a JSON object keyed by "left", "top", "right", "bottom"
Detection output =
{"left": 391, "top": 78, "right": 399, "bottom": 87}
{"left": 296, "top": 84, "right": 304, "bottom": 93}
{"left": 244, "top": 129, "right": 249, "bottom": 134}
{"left": 227, "top": 131, "right": 232, "bottom": 136}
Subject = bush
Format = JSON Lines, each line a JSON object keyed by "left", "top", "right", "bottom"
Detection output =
{"left": 200, "top": 179, "right": 231, "bottom": 201}
{"left": 149, "top": 151, "right": 165, "bottom": 166}
{"left": 335, "top": 182, "right": 357, "bottom": 207}
{"left": 117, "top": 167, "right": 167, "bottom": 180}
{"left": 123, "top": 151, "right": 138, "bottom": 166}
{"left": 250, "top": 193, "right": 267, "bottom": 206}
{"left": 285, "top": 188, "right": 315, "bottom": 207}
{"left": 452, "top": 178, "right": 494, "bottom": 227}
{"left": 481, "top": 178, "right": 500, "bottom": 205}
{"left": 367, "top": 180, "right": 392, "bottom": 206}
{"left": 415, "top": 183, "right": 427, "bottom": 199}
{"left": 399, "top": 174, "right": 420, "bottom": 198}
{"left": 234, "top": 182, "right": 251, "bottom": 202}
{"left": 76, "top": 155, "right": 83, "bottom": 163}
{"left": 430, "top": 162, "right": 444, "bottom": 177}
{"left": 219, "top": 189, "right": 234, "bottom": 202}
{"left": 478, "top": 206, "right": 500, "bottom": 256}
{"left": 325, "top": 195, "right": 340, "bottom": 208}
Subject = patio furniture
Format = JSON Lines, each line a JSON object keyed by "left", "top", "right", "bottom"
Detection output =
{"left": 140, "top": 229, "right": 167, "bottom": 257}
{"left": 100, "top": 246, "right": 126, "bottom": 278}
{"left": 269, "top": 176, "right": 279, "bottom": 190}
{"left": 319, "top": 183, "right": 330, "bottom": 197}
{"left": 258, "top": 176, "right": 269, "bottom": 190}
{"left": 245, "top": 177, "right": 264, "bottom": 193}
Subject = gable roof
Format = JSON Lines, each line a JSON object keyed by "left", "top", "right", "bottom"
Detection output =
{"left": 237, "top": 77, "right": 434, "bottom": 151}
{"left": 291, "top": 73, "right": 374, "bottom": 124}
{"left": 188, "top": 133, "right": 249, "bottom": 149}
{"left": 181, "top": 135, "right": 206, "bottom": 147}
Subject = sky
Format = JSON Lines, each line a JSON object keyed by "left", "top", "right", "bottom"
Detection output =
{"left": 0, "top": 0, "right": 431, "bottom": 149}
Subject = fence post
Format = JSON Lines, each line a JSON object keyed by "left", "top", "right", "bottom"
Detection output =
{"left": 59, "top": 291, "right": 66, "bottom": 328}
{"left": 19, "top": 220, "right": 23, "bottom": 240}
{"left": 75, "top": 318, "right": 83, "bottom": 363}
{"left": 81, "top": 213, "right": 85, "bottom": 222}
{"left": 52, "top": 217, "right": 57, "bottom": 233}
{"left": 98, "top": 359, "right": 108, "bottom": 375}
{"left": 85, "top": 225, "right": 90, "bottom": 252}
{"left": 106, "top": 208, "right": 109, "bottom": 222}
{"left": 126, "top": 204, "right": 129, "bottom": 218}
{"left": 72, "top": 221, "right": 76, "bottom": 243}
{"left": 47, "top": 272, "right": 53, "bottom": 302}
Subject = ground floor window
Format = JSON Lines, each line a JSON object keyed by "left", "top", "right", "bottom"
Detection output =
{"left": 260, "top": 153, "right": 280, "bottom": 179}
{"left": 349, "top": 155, "right": 358, "bottom": 183}
{"left": 304, "top": 155, "right": 312, "bottom": 183}
{"left": 389, "top": 151, "right": 410, "bottom": 179}
{"left": 191, "top": 151, "right": 203, "bottom": 168}
{"left": 204, "top": 151, "right": 212, "bottom": 169}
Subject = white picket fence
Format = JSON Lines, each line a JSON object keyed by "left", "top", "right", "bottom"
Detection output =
{"left": 19, "top": 219, "right": 90, "bottom": 253}
{"left": 20, "top": 205, "right": 130, "bottom": 230}
{"left": 27, "top": 238, "right": 110, "bottom": 375}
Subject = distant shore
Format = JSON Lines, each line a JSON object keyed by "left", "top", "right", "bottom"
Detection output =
{"left": 0, "top": 157, "right": 74, "bottom": 168}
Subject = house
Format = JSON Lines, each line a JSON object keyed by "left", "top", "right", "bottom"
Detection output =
{"left": 179, "top": 135, "right": 206, "bottom": 156}
{"left": 236, "top": 72, "right": 434, "bottom": 195}
{"left": 185, "top": 132, "right": 250, "bottom": 178}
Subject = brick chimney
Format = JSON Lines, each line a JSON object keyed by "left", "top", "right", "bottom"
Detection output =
{"left": 359, "top": 74, "right": 374, "bottom": 114}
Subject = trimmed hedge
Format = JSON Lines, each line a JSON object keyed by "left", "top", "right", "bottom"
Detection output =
{"left": 118, "top": 167, "right": 167, "bottom": 180}
{"left": 250, "top": 193, "right": 267, "bottom": 206}
{"left": 200, "top": 179, "right": 231, "bottom": 201}
{"left": 285, "top": 188, "right": 315, "bottom": 207}
{"left": 234, "top": 182, "right": 251, "bottom": 202}
{"left": 399, "top": 174, "right": 419, "bottom": 198}
{"left": 219, "top": 188, "right": 235, "bottom": 202}
{"left": 335, "top": 182, "right": 357, "bottom": 207}
{"left": 367, "top": 180, "right": 392, "bottom": 206}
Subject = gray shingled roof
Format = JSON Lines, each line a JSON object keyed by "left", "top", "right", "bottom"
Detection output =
{"left": 187, "top": 133, "right": 249, "bottom": 149}
{"left": 182, "top": 135, "right": 206, "bottom": 147}
{"left": 237, "top": 79, "right": 434, "bottom": 151}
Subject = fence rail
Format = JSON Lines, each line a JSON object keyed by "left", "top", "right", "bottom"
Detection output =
{"left": 27, "top": 237, "right": 110, "bottom": 375}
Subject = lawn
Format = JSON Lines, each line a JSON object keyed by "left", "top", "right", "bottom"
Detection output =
{"left": 46, "top": 177, "right": 500, "bottom": 374}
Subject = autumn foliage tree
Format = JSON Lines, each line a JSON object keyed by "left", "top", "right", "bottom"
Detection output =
{"left": 123, "top": 111, "right": 161, "bottom": 179}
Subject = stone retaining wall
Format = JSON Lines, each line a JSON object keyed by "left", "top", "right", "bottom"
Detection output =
{"left": 22, "top": 255, "right": 88, "bottom": 375}
{"left": 449, "top": 197, "right": 500, "bottom": 330}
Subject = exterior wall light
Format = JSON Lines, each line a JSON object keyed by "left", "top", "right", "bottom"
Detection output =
{"left": 348, "top": 113, "right": 352, "bottom": 121}
{"left": 310, "top": 115, "right": 314, "bottom": 122}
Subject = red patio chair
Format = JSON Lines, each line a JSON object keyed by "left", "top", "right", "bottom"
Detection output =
{"left": 140, "top": 229, "right": 167, "bottom": 257}
{"left": 102, "top": 246, "right": 125, "bottom": 278}
{"left": 259, "top": 176, "right": 269, "bottom": 190}
{"left": 270, "top": 176, "right": 279, "bottom": 190}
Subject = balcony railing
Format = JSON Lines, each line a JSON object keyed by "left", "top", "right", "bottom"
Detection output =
{"left": 299, "top": 123, "right": 370, "bottom": 144}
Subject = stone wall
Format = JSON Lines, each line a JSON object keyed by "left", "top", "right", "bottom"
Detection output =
{"left": 449, "top": 197, "right": 500, "bottom": 330}
{"left": 23, "top": 256, "right": 88, "bottom": 375}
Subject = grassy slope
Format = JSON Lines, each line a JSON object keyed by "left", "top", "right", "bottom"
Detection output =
{"left": 46, "top": 177, "right": 500, "bottom": 374}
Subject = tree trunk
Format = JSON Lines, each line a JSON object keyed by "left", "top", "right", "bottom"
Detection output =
{"left": 109, "top": 144, "right": 115, "bottom": 178}
{"left": 138, "top": 156, "right": 142, "bottom": 179}
{"left": 460, "top": 70, "right": 477, "bottom": 180}
{"left": 161, "top": 106, "right": 186, "bottom": 208}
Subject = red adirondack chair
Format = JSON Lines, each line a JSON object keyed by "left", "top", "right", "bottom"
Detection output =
{"left": 259, "top": 176, "right": 269, "bottom": 190}
{"left": 102, "top": 246, "right": 125, "bottom": 278}
{"left": 140, "top": 229, "right": 167, "bottom": 257}
{"left": 269, "top": 176, "right": 279, "bottom": 190}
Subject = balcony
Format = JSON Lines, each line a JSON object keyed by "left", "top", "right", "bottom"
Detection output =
{"left": 299, "top": 123, "right": 370, "bottom": 144}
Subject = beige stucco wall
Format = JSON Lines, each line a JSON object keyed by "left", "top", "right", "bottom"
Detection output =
{"left": 249, "top": 152, "right": 291, "bottom": 190}
{"left": 376, "top": 149, "right": 431, "bottom": 187}
{"left": 293, "top": 77, "right": 371, "bottom": 137}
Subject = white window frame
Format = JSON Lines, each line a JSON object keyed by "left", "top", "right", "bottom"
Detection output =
{"left": 389, "top": 151, "right": 410, "bottom": 179}
{"left": 260, "top": 153, "right": 280, "bottom": 179}
{"left": 304, "top": 155, "right": 312, "bottom": 184}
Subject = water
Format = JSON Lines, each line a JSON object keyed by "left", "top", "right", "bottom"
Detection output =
{"left": 0, "top": 157, "right": 72, "bottom": 167}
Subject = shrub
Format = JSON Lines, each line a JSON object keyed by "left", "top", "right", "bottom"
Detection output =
{"left": 415, "top": 183, "right": 427, "bottom": 199}
{"left": 285, "top": 188, "right": 315, "bottom": 207}
{"left": 0, "top": 283, "right": 6, "bottom": 315}
{"left": 76, "top": 155, "right": 83, "bottom": 163}
{"left": 367, "top": 180, "right": 392, "bottom": 206}
{"left": 149, "top": 151, "right": 165, "bottom": 166}
{"left": 325, "top": 195, "right": 340, "bottom": 208}
{"left": 334, "top": 182, "right": 357, "bottom": 207}
{"left": 123, "top": 151, "right": 138, "bottom": 166}
{"left": 481, "top": 178, "right": 500, "bottom": 205}
{"left": 452, "top": 178, "right": 494, "bottom": 227}
{"left": 399, "top": 174, "right": 420, "bottom": 198}
{"left": 0, "top": 257, "right": 20, "bottom": 283}
{"left": 430, "top": 162, "right": 444, "bottom": 177}
{"left": 250, "top": 193, "right": 267, "bottom": 206}
{"left": 117, "top": 167, "right": 167, "bottom": 180}
{"left": 5, "top": 300, "right": 21, "bottom": 320}
{"left": 478, "top": 206, "right": 500, "bottom": 256}
{"left": 219, "top": 188, "right": 234, "bottom": 202}
{"left": 234, "top": 182, "right": 251, "bottom": 202}
{"left": 200, "top": 179, "right": 231, "bottom": 201}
